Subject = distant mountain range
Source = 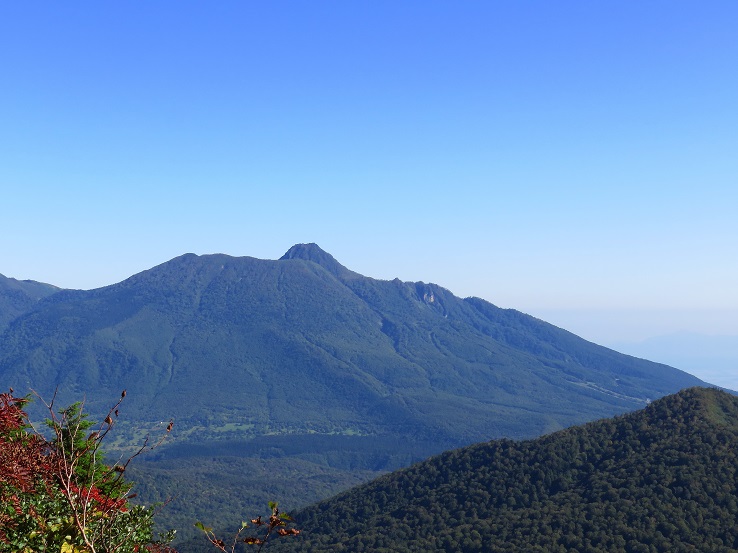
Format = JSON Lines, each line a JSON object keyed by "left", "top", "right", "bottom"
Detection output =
{"left": 0, "top": 244, "right": 708, "bottom": 541}
{"left": 267, "top": 387, "right": 738, "bottom": 553}
{"left": 612, "top": 332, "right": 738, "bottom": 391}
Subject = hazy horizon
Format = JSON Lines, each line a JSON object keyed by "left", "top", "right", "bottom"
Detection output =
{"left": 2, "top": 3, "right": 736, "bottom": 386}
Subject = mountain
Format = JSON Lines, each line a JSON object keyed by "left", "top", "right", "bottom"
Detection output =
{"left": 0, "top": 244, "right": 702, "bottom": 439}
{"left": 268, "top": 387, "right": 738, "bottom": 553}
{"left": 0, "top": 244, "right": 706, "bottom": 541}
{"left": 611, "top": 332, "right": 738, "bottom": 392}
{"left": 0, "top": 273, "right": 59, "bottom": 332}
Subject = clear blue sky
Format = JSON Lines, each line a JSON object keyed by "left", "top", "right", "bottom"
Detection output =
{"left": 1, "top": 2, "right": 737, "bottom": 383}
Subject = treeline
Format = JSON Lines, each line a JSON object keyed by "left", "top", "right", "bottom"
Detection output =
{"left": 129, "top": 432, "right": 444, "bottom": 543}
{"left": 267, "top": 387, "right": 738, "bottom": 552}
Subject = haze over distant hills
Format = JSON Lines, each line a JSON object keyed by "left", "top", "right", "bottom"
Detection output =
{"left": 612, "top": 333, "right": 738, "bottom": 392}
{"left": 0, "top": 244, "right": 709, "bottom": 540}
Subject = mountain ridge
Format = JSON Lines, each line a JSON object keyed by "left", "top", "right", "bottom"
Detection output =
{"left": 0, "top": 244, "right": 708, "bottom": 542}
{"left": 0, "top": 273, "right": 59, "bottom": 332}
{"left": 0, "top": 244, "right": 705, "bottom": 435}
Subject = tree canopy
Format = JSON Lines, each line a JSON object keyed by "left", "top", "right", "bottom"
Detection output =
{"left": 269, "top": 387, "right": 738, "bottom": 553}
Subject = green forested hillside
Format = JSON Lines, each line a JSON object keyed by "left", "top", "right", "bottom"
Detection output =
{"left": 0, "top": 245, "right": 702, "bottom": 435}
{"left": 0, "top": 273, "right": 58, "bottom": 331}
{"left": 268, "top": 387, "right": 738, "bottom": 553}
{"left": 0, "top": 245, "right": 708, "bottom": 543}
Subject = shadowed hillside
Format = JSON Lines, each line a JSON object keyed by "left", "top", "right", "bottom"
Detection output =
{"left": 266, "top": 387, "right": 738, "bottom": 553}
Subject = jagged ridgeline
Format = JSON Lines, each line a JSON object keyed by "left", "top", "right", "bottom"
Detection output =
{"left": 0, "top": 244, "right": 707, "bottom": 542}
{"left": 268, "top": 387, "right": 738, "bottom": 553}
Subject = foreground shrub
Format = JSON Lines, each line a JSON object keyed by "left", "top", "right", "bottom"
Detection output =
{"left": 0, "top": 389, "right": 175, "bottom": 553}
{"left": 0, "top": 388, "right": 299, "bottom": 553}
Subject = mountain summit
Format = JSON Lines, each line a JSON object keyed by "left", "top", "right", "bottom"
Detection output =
{"left": 0, "top": 245, "right": 706, "bottom": 538}
{"left": 279, "top": 242, "right": 359, "bottom": 280}
{"left": 0, "top": 245, "right": 703, "bottom": 440}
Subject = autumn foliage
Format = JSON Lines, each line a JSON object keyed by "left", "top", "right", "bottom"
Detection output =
{"left": 0, "top": 389, "right": 299, "bottom": 552}
{"left": 0, "top": 389, "right": 175, "bottom": 553}
{"left": 0, "top": 391, "right": 58, "bottom": 547}
{"left": 195, "top": 501, "right": 299, "bottom": 553}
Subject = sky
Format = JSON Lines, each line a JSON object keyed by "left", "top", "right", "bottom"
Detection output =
{"left": 1, "top": 2, "right": 737, "bottom": 386}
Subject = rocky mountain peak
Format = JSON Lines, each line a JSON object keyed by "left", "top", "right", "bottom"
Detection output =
{"left": 279, "top": 243, "right": 357, "bottom": 279}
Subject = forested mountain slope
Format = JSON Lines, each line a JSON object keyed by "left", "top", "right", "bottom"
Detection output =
{"left": 270, "top": 387, "right": 738, "bottom": 553}
{"left": 0, "top": 244, "right": 706, "bottom": 542}
{"left": 0, "top": 244, "right": 702, "bottom": 439}
{"left": 0, "top": 273, "right": 59, "bottom": 332}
